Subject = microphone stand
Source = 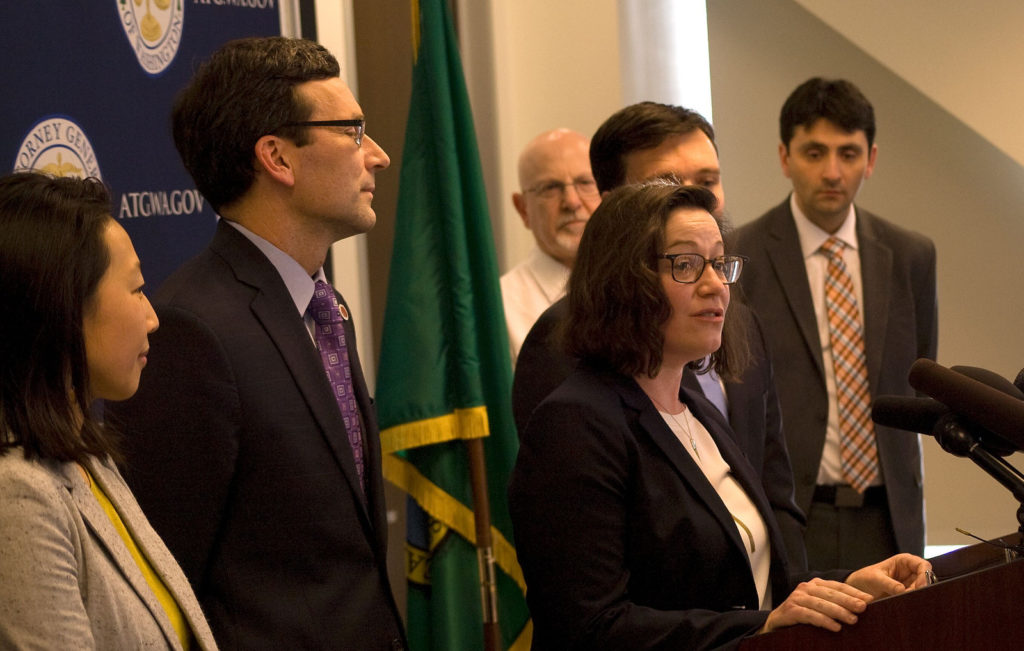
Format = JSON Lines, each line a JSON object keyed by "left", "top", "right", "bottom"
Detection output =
{"left": 935, "top": 416, "right": 1024, "bottom": 543}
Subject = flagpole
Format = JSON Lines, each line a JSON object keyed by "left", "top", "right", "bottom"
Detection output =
{"left": 466, "top": 437, "right": 501, "bottom": 651}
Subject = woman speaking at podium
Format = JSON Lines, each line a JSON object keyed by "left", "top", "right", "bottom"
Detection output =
{"left": 509, "top": 181, "right": 931, "bottom": 649}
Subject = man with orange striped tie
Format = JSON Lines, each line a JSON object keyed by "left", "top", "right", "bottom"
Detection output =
{"left": 732, "top": 77, "right": 937, "bottom": 570}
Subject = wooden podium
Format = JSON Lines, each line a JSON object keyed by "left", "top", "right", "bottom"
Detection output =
{"left": 740, "top": 533, "right": 1024, "bottom": 650}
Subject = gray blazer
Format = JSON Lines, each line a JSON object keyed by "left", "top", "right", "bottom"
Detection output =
{"left": 0, "top": 450, "right": 217, "bottom": 650}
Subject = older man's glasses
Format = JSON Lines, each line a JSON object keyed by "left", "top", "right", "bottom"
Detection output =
{"left": 527, "top": 179, "right": 599, "bottom": 200}
{"left": 659, "top": 253, "right": 748, "bottom": 284}
{"left": 280, "top": 119, "right": 365, "bottom": 147}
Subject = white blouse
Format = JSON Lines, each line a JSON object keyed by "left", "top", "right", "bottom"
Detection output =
{"left": 658, "top": 406, "right": 773, "bottom": 609}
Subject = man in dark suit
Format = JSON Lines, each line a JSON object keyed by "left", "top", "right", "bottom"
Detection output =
{"left": 106, "top": 37, "right": 406, "bottom": 649}
{"left": 512, "top": 102, "right": 808, "bottom": 571}
{"left": 732, "top": 78, "right": 937, "bottom": 570}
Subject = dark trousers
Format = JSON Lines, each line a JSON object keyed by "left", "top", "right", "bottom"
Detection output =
{"left": 805, "top": 485, "right": 899, "bottom": 571}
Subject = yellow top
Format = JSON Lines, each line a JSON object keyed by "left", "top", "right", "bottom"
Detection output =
{"left": 85, "top": 468, "right": 191, "bottom": 649}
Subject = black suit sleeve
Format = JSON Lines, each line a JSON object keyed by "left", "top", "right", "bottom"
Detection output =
{"left": 106, "top": 306, "right": 239, "bottom": 589}
{"left": 747, "top": 311, "right": 808, "bottom": 573}
{"left": 511, "top": 298, "right": 575, "bottom": 435}
{"left": 758, "top": 362, "right": 808, "bottom": 572}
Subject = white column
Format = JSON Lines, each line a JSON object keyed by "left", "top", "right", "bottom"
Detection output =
{"left": 618, "top": 0, "right": 713, "bottom": 122}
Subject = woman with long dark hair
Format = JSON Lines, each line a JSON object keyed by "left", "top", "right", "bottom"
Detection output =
{"left": 0, "top": 172, "right": 216, "bottom": 649}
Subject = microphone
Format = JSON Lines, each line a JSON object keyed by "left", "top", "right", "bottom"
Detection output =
{"left": 952, "top": 365, "right": 1024, "bottom": 400}
{"left": 907, "top": 359, "right": 1024, "bottom": 452}
{"left": 871, "top": 395, "right": 946, "bottom": 434}
{"left": 947, "top": 366, "right": 1024, "bottom": 455}
{"left": 931, "top": 412, "right": 1024, "bottom": 504}
{"left": 871, "top": 395, "right": 1016, "bottom": 457}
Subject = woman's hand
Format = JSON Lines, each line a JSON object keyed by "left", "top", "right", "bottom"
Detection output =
{"left": 845, "top": 553, "right": 933, "bottom": 598}
{"left": 759, "top": 553, "right": 933, "bottom": 635}
{"left": 759, "top": 577, "right": 871, "bottom": 634}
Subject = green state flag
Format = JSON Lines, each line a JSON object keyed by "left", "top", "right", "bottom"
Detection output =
{"left": 376, "top": 1, "right": 531, "bottom": 649}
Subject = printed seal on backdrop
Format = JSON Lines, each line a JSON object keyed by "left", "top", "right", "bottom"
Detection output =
{"left": 117, "top": 0, "right": 185, "bottom": 76}
{"left": 13, "top": 116, "right": 102, "bottom": 180}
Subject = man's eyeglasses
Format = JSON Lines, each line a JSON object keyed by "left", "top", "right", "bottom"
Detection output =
{"left": 280, "top": 119, "right": 365, "bottom": 147}
{"left": 659, "top": 253, "right": 748, "bottom": 284}
{"left": 527, "top": 179, "right": 599, "bottom": 200}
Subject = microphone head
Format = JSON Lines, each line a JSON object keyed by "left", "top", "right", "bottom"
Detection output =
{"left": 952, "top": 365, "right": 1024, "bottom": 400}
{"left": 908, "top": 358, "right": 1024, "bottom": 454}
{"left": 949, "top": 366, "right": 1023, "bottom": 455}
{"left": 871, "top": 395, "right": 1016, "bottom": 456}
{"left": 871, "top": 395, "right": 945, "bottom": 434}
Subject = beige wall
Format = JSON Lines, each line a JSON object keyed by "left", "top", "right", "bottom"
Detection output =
{"left": 795, "top": 0, "right": 1024, "bottom": 169}
{"left": 467, "top": 0, "right": 623, "bottom": 271}
{"left": 708, "top": 0, "right": 1024, "bottom": 544}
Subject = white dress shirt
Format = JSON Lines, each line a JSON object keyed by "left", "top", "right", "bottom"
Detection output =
{"left": 500, "top": 246, "right": 570, "bottom": 366}
{"left": 659, "top": 407, "right": 772, "bottom": 608}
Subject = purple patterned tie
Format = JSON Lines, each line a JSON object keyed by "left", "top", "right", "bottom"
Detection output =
{"left": 309, "top": 280, "right": 365, "bottom": 493}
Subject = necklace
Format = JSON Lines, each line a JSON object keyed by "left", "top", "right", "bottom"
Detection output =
{"left": 654, "top": 399, "right": 701, "bottom": 461}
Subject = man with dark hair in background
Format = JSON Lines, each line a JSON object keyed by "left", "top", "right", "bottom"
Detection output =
{"left": 733, "top": 77, "right": 937, "bottom": 570}
{"left": 107, "top": 37, "right": 406, "bottom": 649}
{"left": 513, "top": 101, "right": 808, "bottom": 571}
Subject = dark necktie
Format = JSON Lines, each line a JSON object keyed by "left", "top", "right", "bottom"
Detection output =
{"left": 309, "top": 280, "right": 365, "bottom": 493}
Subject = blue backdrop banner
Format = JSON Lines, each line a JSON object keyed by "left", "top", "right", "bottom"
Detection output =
{"left": 2, "top": 2, "right": 285, "bottom": 288}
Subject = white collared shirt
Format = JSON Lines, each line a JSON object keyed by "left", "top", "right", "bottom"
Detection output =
{"left": 659, "top": 407, "right": 772, "bottom": 608}
{"left": 499, "top": 247, "right": 571, "bottom": 366}
{"left": 224, "top": 220, "right": 328, "bottom": 342}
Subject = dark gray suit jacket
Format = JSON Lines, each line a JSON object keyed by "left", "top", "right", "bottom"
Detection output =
{"left": 107, "top": 221, "right": 405, "bottom": 650}
{"left": 0, "top": 452, "right": 216, "bottom": 650}
{"left": 731, "top": 198, "right": 937, "bottom": 556}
